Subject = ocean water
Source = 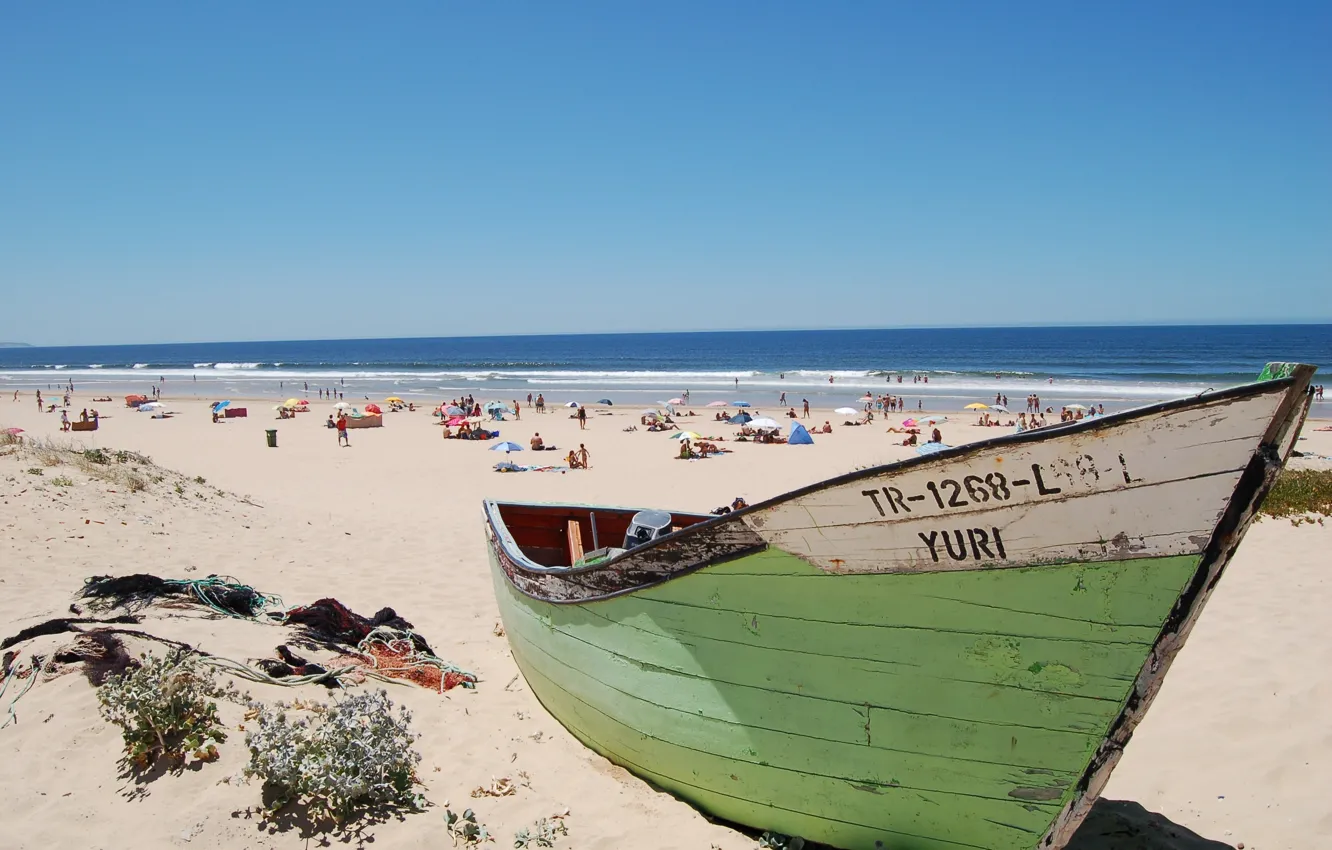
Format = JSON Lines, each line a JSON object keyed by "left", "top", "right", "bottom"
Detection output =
{"left": 1, "top": 325, "right": 1327, "bottom": 409}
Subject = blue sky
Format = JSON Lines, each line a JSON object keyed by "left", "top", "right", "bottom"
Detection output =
{"left": 2, "top": 2, "right": 1329, "bottom": 346}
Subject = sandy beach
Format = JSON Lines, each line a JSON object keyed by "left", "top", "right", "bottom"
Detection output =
{"left": 1, "top": 390, "right": 1329, "bottom": 850}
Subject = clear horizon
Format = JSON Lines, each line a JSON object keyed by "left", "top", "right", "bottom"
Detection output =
{"left": 3, "top": 320, "right": 1332, "bottom": 353}
{"left": 3, "top": 3, "right": 1329, "bottom": 347}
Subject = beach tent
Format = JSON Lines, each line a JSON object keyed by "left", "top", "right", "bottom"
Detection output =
{"left": 565, "top": 402, "right": 579, "bottom": 408}
{"left": 789, "top": 422, "right": 814, "bottom": 445}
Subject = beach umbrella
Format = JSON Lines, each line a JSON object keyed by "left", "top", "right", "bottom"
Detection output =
{"left": 991, "top": 405, "right": 1009, "bottom": 413}
{"left": 706, "top": 401, "right": 728, "bottom": 408}
{"left": 667, "top": 398, "right": 684, "bottom": 405}
{"left": 640, "top": 408, "right": 661, "bottom": 417}
{"left": 901, "top": 418, "right": 917, "bottom": 428}
{"left": 4, "top": 427, "right": 23, "bottom": 435}
{"left": 732, "top": 401, "right": 751, "bottom": 407}
{"left": 385, "top": 396, "right": 405, "bottom": 404}
{"left": 490, "top": 441, "right": 524, "bottom": 453}
{"left": 284, "top": 398, "right": 301, "bottom": 408}
{"left": 444, "top": 405, "right": 465, "bottom": 416}
{"left": 564, "top": 401, "right": 579, "bottom": 408}
{"left": 670, "top": 431, "right": 703, "bottom": 441}
{"left": 212, "top": 400, "right": 231, "bottom": 411}
{"left": 446, "top": 417, "right": 466, "bottom": 426}
{"left": 1065, "top": 404, "right": 1090, "bottom": 411}
{"left": 597, "top": 398, "right": 613, "bottom": 405}
{"left": 964, "top": 403, "right": 989, "bottom": 410}
{"left": 139, "top": 402, "right": 162, "bottom": 412}
{"left": 918, "top": 415, "right": 948, "bottom": 426}
{"left": 749, "top": 417, "right": 779, "bottom": 430}
{"left": 834, "top": 407, "right": 858, "bottom": 415}
{"left": 365, "top": 403, "right": 383, "bottom": 414}
{"left": 334, "top": 402, "right": 351, "bottom": 410}
{"left": 729, "top": 412, "right": 752, "bottom": 424}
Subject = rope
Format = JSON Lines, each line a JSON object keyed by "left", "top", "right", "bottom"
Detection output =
{"left": 355, "top": 626, "right": 478, "bottom": 693}
{"left": 1, "top": 657, "right": 49, "bottom": 729}
{"left": 162, "top": 576, "right": 285, "bottom": 620}
{"left": 196, "top": 656, "right": 405, "bottom": 690}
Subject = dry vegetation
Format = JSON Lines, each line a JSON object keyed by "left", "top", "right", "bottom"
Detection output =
{"left": 1262, "top": 468, "right": 1332, "bottom": 520}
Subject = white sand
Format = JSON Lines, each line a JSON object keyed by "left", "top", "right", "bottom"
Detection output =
{"left": 1, "top": 391, "right": 1329, "bottom": 850}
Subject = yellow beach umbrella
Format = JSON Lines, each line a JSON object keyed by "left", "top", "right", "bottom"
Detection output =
{"left": 385, "top": 396, "right": 405, "bottom": 404}
{"left": 964, "top": 403, "right": 989, "bottom": 410}
{"left": 284, "top": 398, "right": 302, "bottom": 408}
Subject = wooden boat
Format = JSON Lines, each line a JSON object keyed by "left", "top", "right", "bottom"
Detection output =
{"left": 484, "top": 363, "right": 1316, "bottom": 850}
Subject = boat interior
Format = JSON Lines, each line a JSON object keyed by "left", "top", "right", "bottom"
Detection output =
{"left": 490, "top": 502, "right": 713, "bottom": 568}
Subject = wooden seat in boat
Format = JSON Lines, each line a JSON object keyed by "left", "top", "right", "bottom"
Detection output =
{"left": 566, "top": 519, "right": 585, "bottom": 565}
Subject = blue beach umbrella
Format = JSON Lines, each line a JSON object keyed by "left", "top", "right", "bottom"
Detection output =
{"left": 597, "top": 398, "right": 613, "bottom": 405}
{"left": 490, "top": 441, "right": 524, "bottom": 453}
{"left": 212, "top": 400, "right": 231, "bottom": 411}
{"left": 732, "top": 401, "right": 752, "bottom": 407}
{"left": 484, "top": 401, "right": 512, "bottom": 412}
{"left": 444, "top": 405, "right": 466, "bottom": 416}
{"left": 729, "top": 412, "right": 752, "bottom": 424}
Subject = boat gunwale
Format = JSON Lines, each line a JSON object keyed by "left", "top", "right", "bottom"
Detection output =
{"left": 486, "top": 372, "right": 1303, "bottom": 583}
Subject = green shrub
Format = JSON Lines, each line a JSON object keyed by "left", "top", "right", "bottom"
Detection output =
{"left": 445, "top": 807, "right": 493, "bottom": 846}
{"left": 243, "top": 690, "right": 423, "bottom": 822}
{"left": 1262, "top": 468, "right": 1332, "bottom": 518}
{"left": 51, "top": 476, "right": 74, "bottom": 487}
{"left": 514, "top": 817, "right": 567, "bottom": 848}
{"left": 96, "top": 650, "right": 232, "bottom": 769}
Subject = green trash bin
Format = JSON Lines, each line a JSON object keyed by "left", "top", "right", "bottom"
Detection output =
{"left": 265, "top": 429, "right": 277, "bottom": 448}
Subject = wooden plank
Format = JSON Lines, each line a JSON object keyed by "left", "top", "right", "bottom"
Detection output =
{"left": 496, "top": 572, "right": 1102, "bottom": 767}
{"left": 515, "top": 648, "right": 1058, "bottom": 849}
{"left": 513, "top": 637, "right": 1080, "bottom": 799}
{"left": 640, "top": 551, "right": 1196, "bottom": 643}
{"left": 744, "top": 389, "right": 1284, "bottom": 573}
{"left": 566, "top": 519, "right": 584, "bottom": 565}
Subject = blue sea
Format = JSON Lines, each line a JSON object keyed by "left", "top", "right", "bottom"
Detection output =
{"left": 1, "top": 325, "right": 1327, "bottom": 409}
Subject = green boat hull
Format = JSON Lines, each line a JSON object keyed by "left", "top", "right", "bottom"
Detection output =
{"left": 491, "top": 545, "right": 1200, "bottom": 850}
{"left": 485, "top": 364, "right": 1317, "bottom": 848}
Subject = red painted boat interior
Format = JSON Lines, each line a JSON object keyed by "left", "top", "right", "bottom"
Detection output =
{"left": 494, "top": 503, "right": 711, "bottom": 567}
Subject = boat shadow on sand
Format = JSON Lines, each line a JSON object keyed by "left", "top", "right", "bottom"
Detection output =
{"left": 1064, "top": 799, "right": 1233, "bottom": 850}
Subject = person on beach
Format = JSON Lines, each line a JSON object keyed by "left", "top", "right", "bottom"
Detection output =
{"left": 577, "top": 405, "right": 587, "bottom": 429}
{"left": 567, "top": 450, "right": 583, "bottom": 469}
{"left": 36, "top": 391, "right": 42, "bottom": 410}
{"left": 577, "top": 444, "right": 590, "bottom": 469}
{"left": 60, "top": 410, "right": 70, "bottom": 431}
{"left": 336, "top": 414, "right": 350, "bottom": 447}
{"left": 779, "top": 391, "right": 786, "bottom": 405}
{"left": 930, "top": 427, "right": 942, "bottom": 443}
{"left": 802, "top": 399, "right": 809, "bottom": 418}
{"left": 530, "top": 433, "right": 544, "bottom": 450}
{"left": 513, "top": 400, "right": 521, "bottom": 420}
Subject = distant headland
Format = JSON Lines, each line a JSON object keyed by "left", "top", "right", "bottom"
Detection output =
{"left": 0, "top": 342, "right": 32, "bottom": 348}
